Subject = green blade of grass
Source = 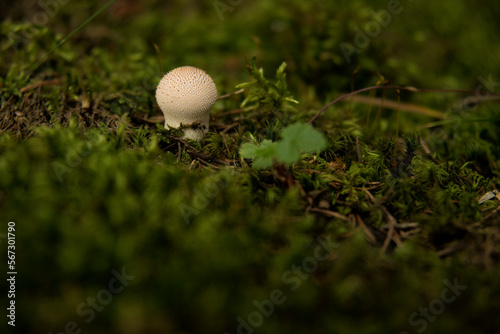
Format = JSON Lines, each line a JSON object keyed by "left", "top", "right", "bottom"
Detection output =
{"left": 21, "top": 0, "right": 119, "bottom": 84}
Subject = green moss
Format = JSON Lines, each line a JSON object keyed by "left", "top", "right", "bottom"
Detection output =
{"left": 1, "top": 1, "right": 500, "bottom": 333}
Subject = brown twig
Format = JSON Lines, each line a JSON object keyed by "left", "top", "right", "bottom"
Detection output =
{"left": 309, "top": 208, "right": 350, "bottom": 222}
{"left": 308, "top": 85, "right": 497, "bottom": 124}
{"left": 356, "top": 214, "right": 376, "bottom": 244}
{"left": 436, "top": 241, "right": 463, "bottom": 258}
{"left": 221, "top": 122, "right": 239, "bottom": 134}
{"left": 484, "top": 206, "right": 500, "bottom": 223}
{"left": 185, "top": 148, "right": 219, "bottom": 169}
{"left": 194, "top": 156, "right": 220, "bottom": 169}
{"left": 177, "top": 141, "right": 182, "bottom": 163}
{"left": 381, "top": 222, "right": 420, "bottom": 230}
{"left": 363, "top": 188, "right": 376, "bottom": 202}
{"left": 356, "top": 136, "right": 362, "bottom": 163}
{"left": 152, "top": 42, "right": 164, "bottom": 74}
{"left": 419, "top": 137, "right": 432, "bottom": 155}
{"left": 221, "top": 133, "right": 231, "bottom": 156}
{"left": 381, "top": 207, "right": 399, "bottom": 253}
{"left": 213, "top": 109, "right": 247, "bottom": 119}
{"left": 400, "top": 228, "right": 421, "bottom": 239}
{"left": 217, "top": 88, "right": 245, "bottom": 100}
{"left": 363, "top": 188, "right": 402, "bottom": 252}
{"left": 178, "top": 139, "right": 225, "bottom": 168}
{"left": 343, "top": 94, "right": 444, "bottom": 119}
{"left": 20, "top": 79, "right": 62, "bottom": 93}
{"left": 295, "top": 180, "right": 313, "bottom": 207}
{"left": 300, "top": 169, "right": 327, "bottom": 175}
{"left": 354, "top": 184, "right": 383, "bottom": 191}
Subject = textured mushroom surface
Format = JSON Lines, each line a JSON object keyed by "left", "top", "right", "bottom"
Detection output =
{"left": 156, "top": 66, "right": 218, "bottom": 140}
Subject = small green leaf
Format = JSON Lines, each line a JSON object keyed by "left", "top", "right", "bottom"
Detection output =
{"left": 239, "top": 123, "right": 327, "bottom": 169}
{"left": 284, "top": 122, "right": 327, "bottom": 152}
{"left": 277, "top": 62, "right": 287, "bottom": 75}
{"left": 239, "top": 143, "right": 259, "bottom": 158}
{"left": 235, "top": 81, "right": 257, "bottom": 89}
{"left": 252, "top": 156, "right": 274, "bottom": 170}
{"left": 283, "top": 97, "right": 299, "bottom": 104}
{"left": 275, "top": 139, "right": 300, "bottom": 164}
{"left": 239, "top": 140, "right": 278, "bottom": 169}
{"left": 275, "top": 122, "right": 327, "bottom": 164}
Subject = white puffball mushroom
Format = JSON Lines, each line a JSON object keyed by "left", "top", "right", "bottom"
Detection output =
{"left": 155, "top": 66, "right": 218, "bottom": 141}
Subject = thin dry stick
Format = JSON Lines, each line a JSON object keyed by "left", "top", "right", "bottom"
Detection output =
{"left": 152, "top": 42, "right": 164, "bottom": 74}
{"left": 177, "top": 141, "right": 182, "bottom": 163}
{"left": 363, "top": 188, "right": 376, "bottom": 202}
{"left": 419, "top": 138, "right": 432, "bottom": 154}
{"left": 374, "top": 88, "right": 386, "bottom": 130}
{"left": 363, "top": 188, "right": 402, "bottom": 252}
{"left": 20, "top": 79, "right": 62, "bottom": 93}
{"left": 221, "top": 134, "right": 231, "bottom": 156}
{"left": 0, "top": 96, "right": 14, "bottom": 113}
{"left": 217, "top": 88, "right": 245, "bottom": 100}
{"left": 348, "top": 94, "right": 443, "bottom": 119}
{"left": 365, "top": 89, "right": 377, "bottom": 126}
{"left": 355, "top": 136, "right": 362, "bottom": 163}
{"left": 194, "top": 156, "right": 220, "bottom": 169}
{"left": 349, "top": 66, "right": 360, "bottom": 114}
{"left": 221, "top": 122, "right": 239, "bottom": 134}
{"left": 396, "top": 90, "right": 401, "bottom": 138}
{"left": 484, "top": 206, "right": 500, "bottom": 223}
{"left": 309, "top": 208, "right": 350, "bottom": 222}
{"left": 133, "top": 114, "right": 164, "bottom": 124}
{"left": 417, "top": 120, "right": 451, "bottom": 130}
{"left": 308, "top": 85, "right": 496, "bottom": 124}
{"left": 213, "top": 109, "right": 246, "bottom": 119}
{"left": 381, "top": 207, "right": 398, "bottom": 253}
{"left": 294, "top": 180, "right": 313, "bottom": 207}
{"left": 356, "top": 214, "right": 376, "bottom": 244}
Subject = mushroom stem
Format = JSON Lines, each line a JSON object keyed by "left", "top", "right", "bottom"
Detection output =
{"left": 163, "top": 116, "right": 209, "bottom": 141}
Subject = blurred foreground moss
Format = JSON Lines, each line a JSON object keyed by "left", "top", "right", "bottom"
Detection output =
{"left": 0, "top": 124, "right": 499, "bottom": 333}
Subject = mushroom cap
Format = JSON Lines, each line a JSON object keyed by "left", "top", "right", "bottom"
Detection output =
{"left": 155, "top": 66, "right": 218, "bottom": 140}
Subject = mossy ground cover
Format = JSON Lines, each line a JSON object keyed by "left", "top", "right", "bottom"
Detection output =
{"left": 1, "top": 1, "right": 500, "bottom": 333}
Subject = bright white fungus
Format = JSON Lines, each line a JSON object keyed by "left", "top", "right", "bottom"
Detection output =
{"left": 155, "top": 66, "right": 218, "bottom": 141}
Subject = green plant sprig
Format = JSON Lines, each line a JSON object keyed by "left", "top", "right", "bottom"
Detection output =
{"left": 236, "top": 57, "right": 298, "bottom": 125}
{"left": 239, "top": 122, "right": 327, "bottom": 169}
